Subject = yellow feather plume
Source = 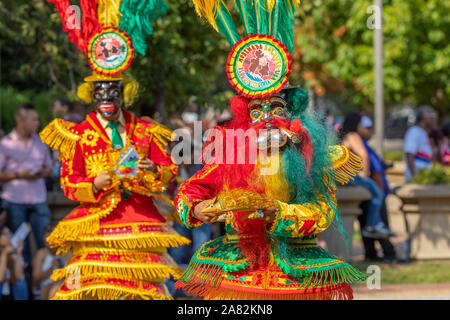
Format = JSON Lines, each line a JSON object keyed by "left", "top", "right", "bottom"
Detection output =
{"left": 98, "top": 0, "right": 123, "bottom": 27}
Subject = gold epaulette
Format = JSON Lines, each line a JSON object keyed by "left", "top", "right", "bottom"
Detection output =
{"left": 39, "top": 118, "right": 79, "bottom": 160}
{"left": 146, "top": 119, "right": 173, "bottom": 147}
{"left": 329, "top": 145, "right": 364, "bottom": 185}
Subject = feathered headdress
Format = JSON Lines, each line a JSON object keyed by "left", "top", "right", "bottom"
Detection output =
{"left": 191, "top": 0, "right": 300, "bottom": 98}
{"left": 48, "top": 0, "right": 168, "bottom": 103}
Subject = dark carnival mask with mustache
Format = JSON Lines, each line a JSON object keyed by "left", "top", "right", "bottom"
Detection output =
{"left": 93, "top": 81, "right": 122, "bottom": 118}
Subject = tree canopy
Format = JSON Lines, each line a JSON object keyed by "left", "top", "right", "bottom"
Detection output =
{"left": 0, "top": 0, "right": 448, "bottom": 132}
{"left": 291, "top": 0, "right": 449, "bottom": 116}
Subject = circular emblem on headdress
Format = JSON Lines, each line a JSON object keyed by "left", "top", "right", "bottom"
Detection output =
{"left": 226, "top": 34, "right": 292, "bottom": 98}
{"left": 87, "top": 27, "right": 134, "bottom": 76}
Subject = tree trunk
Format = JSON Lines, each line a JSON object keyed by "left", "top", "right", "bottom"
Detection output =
{"left": 154, "top": 85, "right": 167, "bottom": 123}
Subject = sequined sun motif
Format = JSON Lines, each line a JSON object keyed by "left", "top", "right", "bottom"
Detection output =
{"left": 81, "top": 130, "right": 100, "bottom": 147}
{"left": 85, "top": 153, "right": 111, "bottom": 178}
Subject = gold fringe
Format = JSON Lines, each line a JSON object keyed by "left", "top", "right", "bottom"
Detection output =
{"left": 52, "top": 284, "right": 172, "bottom": 300}
{"left": 83, "top": 233, "right": 191, "bottom": 250}
{"left": 47, "top": 191, "right": 122, "bottom": 254}
{"left": 333, "top": 149, "right": 364, "bottom": 185}
{"left": 203, "top": 284, "right": 354, "bottom": 300}
{"left": 148, "top": 120, "right": 174, "bottom": 145}
{"left": 47, "top": 214, "right": 103, "bottom": 255}
{"left": 98, "top": 0, "right": 122, "bottom": 27}
{"left": 50, "top": 263, "right": 184, "bottom": 282}
{"left": 39, "top": 118, "right": 79, "bottom": 160}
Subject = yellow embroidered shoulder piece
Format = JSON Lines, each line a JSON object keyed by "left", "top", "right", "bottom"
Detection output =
{"left": 329, "top": 145, "right": 363, "bottom": 185}
{"left": 145, "top": 118, "right": 173, "bottom": 147}
{"left": 39, "top": 118, "right": 80, "bottom": 160}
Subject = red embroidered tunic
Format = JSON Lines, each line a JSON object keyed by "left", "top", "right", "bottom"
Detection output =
{"left": 40, "top": 109, "right": 189, "bottom": 300}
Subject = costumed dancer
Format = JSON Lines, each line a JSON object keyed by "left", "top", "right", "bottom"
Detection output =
{"left": 40, "top": 0, "right": 190, "bottom": 300}
{"left": 174, "top": 0, "right": 368, "bottom": 300}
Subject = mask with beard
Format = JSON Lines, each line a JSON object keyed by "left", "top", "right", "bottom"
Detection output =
{"left": 248, "top": 95, "right": 291, "bottom": 150}
{"left": 92, "top": 81, "right": 122, "bottom": 120}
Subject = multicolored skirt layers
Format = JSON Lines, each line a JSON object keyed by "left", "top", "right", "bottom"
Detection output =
{"left": 175, "top": 235, "right": 367, "bottom": 300}
{"left": 48, "top": 194, "right": 190, "bottom": 300}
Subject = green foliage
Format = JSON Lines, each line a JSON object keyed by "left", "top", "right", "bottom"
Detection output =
{"left": 411, "top": 163, "right": 450, "bottom": 185}
{"left": 292, "top": 0, "right": 450, "bottom": 114}
{"left": 0, "top": 86, "right": 55, "bottom": 133}
{"left": 0, "top": 0, "right": 234, "bottom": 121}
{"left": 354, "top": 260, "right": 450, "bottom": 285}
{"left": 383, "top": 150, "right": 403, "bottom": 162}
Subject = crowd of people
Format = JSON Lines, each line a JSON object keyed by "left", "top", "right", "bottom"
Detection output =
{"left": 0, "top": 98, "right": 448, "bottom": 299}
{"left": 335, "top": 106, "right": 449, "bottom": 263}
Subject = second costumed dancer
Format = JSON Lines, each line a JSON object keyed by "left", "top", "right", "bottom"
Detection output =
{"left": 174, "top": 0, "right": 368, "bottom": 300}
{"left": 40, "top": 0, "right": 190, "bottom": 299}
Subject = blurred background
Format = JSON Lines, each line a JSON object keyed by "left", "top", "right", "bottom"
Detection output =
{"left": 0, "top": 0, "right": 449, "bottom": 300}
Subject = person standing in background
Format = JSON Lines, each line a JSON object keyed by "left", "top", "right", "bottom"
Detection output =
{"left": 404, "top": 105, "right": 436, "bottom": 182}
{"left": 358, "top": 116, "right": 396, "bottom": 262}
{"left": 52, "top": 98, "right": 83, "bottom": 124}
{"left": 341, "top": 113, "right": 391, "bottom": 239}
{"left": 439, "top": 122, "right": 450, "bottom": 166}
{"left": 0, "top": 103, "right": 52, "bottom": 267}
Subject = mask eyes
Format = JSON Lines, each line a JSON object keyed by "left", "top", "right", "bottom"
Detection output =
{"left": 110, "top": 88, "right": 120, "bottom": 99}
{"left": 271, "top": 106, "right": 285, "bottom": 118}
{"left": 250, "top": 109, "right": 262, "bottom": 120}
{"left": 93, "top": 91, "right": 102, "bottom": 100}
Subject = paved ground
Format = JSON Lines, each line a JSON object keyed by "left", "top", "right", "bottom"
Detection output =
{"left": 353, "top": 283, "right": 450, "bottom": 300}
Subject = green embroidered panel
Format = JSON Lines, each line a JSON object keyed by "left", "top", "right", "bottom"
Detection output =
{"left": 270, "top": 218, "right": 297, "bottom": 238}
{"left": 192, "top": 236, "right": 249, "bottom": 272}
{"left": 177, "top": 198, "right": 202, "bottom": 230}
{"left": 271, "top": 238, "right": 368, "bottom": 286}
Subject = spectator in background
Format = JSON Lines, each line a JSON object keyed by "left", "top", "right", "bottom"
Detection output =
{"left": 341, "top": 113, "right": 391, "bottom": 239}
{"left": 32, "top": 224, "right": 66, "bottom": 300}
{"left": 167, "top": 143, "right": 211, "bottom": 297}
{"left": 0, "top": 225, "right": 28, "bottom": 300}
{"left": 440, "top": 122, "right": 450, "bottom": 166}
{"left": 357, "top": 116, "right": 397, "bottom": 262}
{"left": 404, "top": 105, "right": 436, "bottom": 182}
{"left": 325, "top": 109, "right": 336, "bottom": 131}
{"left": 0, "top": 103, "right": 52, "bottom": 268}
{"left": 52, "top": 97, "right": 83, "bottom": 124}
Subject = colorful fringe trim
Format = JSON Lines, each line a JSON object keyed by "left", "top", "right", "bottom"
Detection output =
{"left": 50, "top": 263, "right": 184, "bottom": 282}
{"left": 299, "top": 265, "right": 368, "bottom": 289}
{"left": 81, "top": 233, "right": 191, "bottom": 250}
{"left": 202, "top": 284, "right": 354, "bottom": 300}
{"left": 175, "top": 262, "right": 226, "bottom": 295}
{"left": 52, "top": 285, "right": 172, "bottom": 300}
{"left": 39, "top": 118, "right": 79, "bottom": 160}
{"left": 333, "top": 148, "right": 363, "bottom": 185}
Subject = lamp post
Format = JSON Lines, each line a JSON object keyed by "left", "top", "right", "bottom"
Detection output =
{"left": 374, "top": 0, "right": 384, "bottom": 156}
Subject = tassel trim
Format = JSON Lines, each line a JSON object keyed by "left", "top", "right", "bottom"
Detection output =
{"left": 47, "top": 213, "right": 105, "bottom": 255}
{"left": 298, "top": 265, "right": 368, "bottom": 288}
{"left": 74, "top": 233, "right": 191, "bottom": 250}
{"left": 333, "top": 149, "right": 363, "bottom": 185}
{"left": 52, "top": 284, "right": 172, "bottom": 300}
{"left": 47, "top": 194, "right": 121, "bottom": 254}
{"left": 201, "top": 283, "right": 354, "bottom": 300}
{"left": 176, "top": 261, "right": 226, "bottom": 294}
{"left": 50, "top": 263, "right": 184, "bottom": 282}
{"left": 39, "top": 118, "right": 79, "bottom": 160}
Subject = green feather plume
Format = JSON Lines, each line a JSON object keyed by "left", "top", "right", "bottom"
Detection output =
{"left": 118, "top": 0, "right": 168, "bottom": 56}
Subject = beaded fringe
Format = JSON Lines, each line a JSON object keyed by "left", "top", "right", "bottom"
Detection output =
{"left": 52, "top": 286, "right": 172, "bottom": 300}
{"left": 51, "top": 263, "right": 184, "bottom": 282}
{"left": 39, "top": 118, "right": 78, "bottom": 160}
{"left": 203, "top": 284, "right": 354, "bottom": 300}
{"left": 333, "top": 151, "right": 364, "bottom": 184}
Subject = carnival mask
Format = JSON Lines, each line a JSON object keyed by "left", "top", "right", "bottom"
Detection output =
{"left": 249, "top": 95, "right": 289, "bottom": 149}
{"left": 93, "top": 81, "right": 122, "bottom": 119}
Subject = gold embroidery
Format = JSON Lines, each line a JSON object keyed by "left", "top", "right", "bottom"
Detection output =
{"left": 81, "top": 129, "right": 100, "bottom": 147}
